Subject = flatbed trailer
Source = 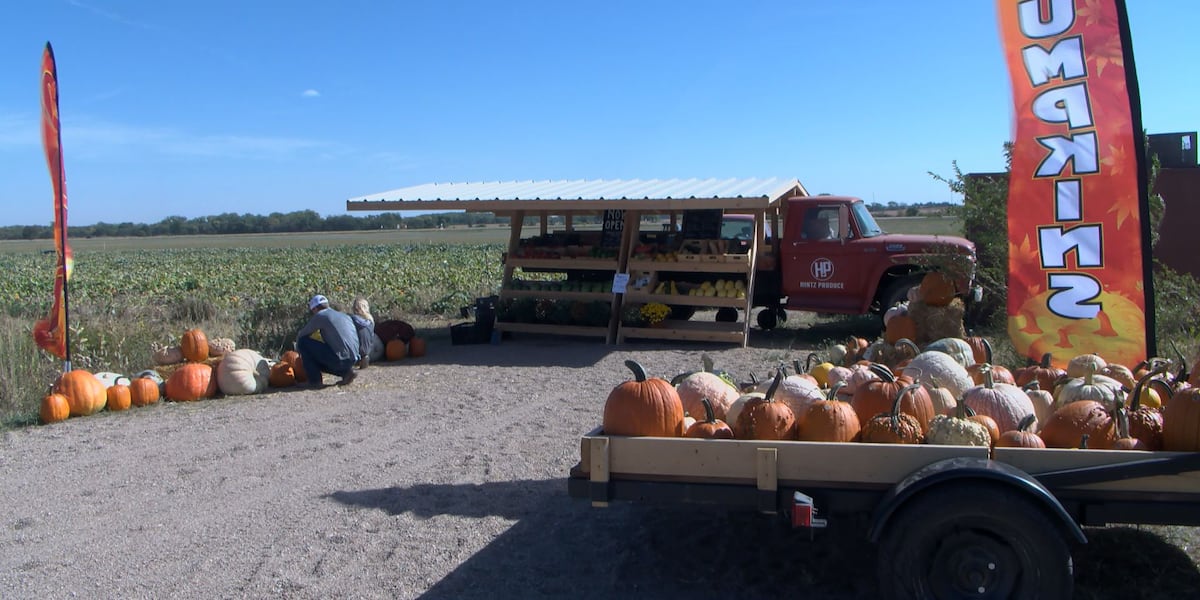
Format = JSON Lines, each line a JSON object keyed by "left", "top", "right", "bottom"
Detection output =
{"left": 567, "top": 428, "right": 1200, "bottom": 599}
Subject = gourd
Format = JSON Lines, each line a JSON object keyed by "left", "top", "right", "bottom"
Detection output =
{"left": 734, "top": 371, "right": 797, "bottom": 441}
{"left": 850, "top": 364, "right": 934, "bottom": 433}
{"left": 918, "top": 271, "right": 956, "bottom": 307}
{"left": 684, "top": 398, "right": 734, "bottom": 439}
{"left": 926, "top": 395, "right": 992, "bottom": 447}
{"left": 602, "top": 360, "right": 685, "bottom": 437}
{"left": 216, "top": 349, "right": 270, "bottom": 396}
{"left": 129, "top": 377, "right": 161, "bottom": 407}
{"left": 385, "top": 339, "right": 408, "bottom": 361}
{"left": 797, "top": 382, "right": 860, "bottom": 443}
{"left": 180, "top": 328, "right": 210, "bottom": 363}
{"left": 408, "top": 337, "right": 427, "bottom": 358}
{"left": 208, "top": 337, "right": 237, "bottom": 356}
{"left": 903, "top": 351, "right": 973, "bottom": 399}
{"left": 1040, "top": 400, "right": 1117, "bottom": 449}
{"left": 960, "top": 364, "right": 1037, "bottom": 434}
{"left": 39, "top": 393, "right": 71, "bottom": 424}
{"left": 165, "top": 362, "right": 218, "bottom": 402}
{"left": 675, "top": 355, "right": 741, "bottom": 422}
{"left": 859, "top": 382, "right": 925, "bottom": 444}
{"left": 996, "top": 414, "right": 1045, "bottom": 448}
{"left": 804, "top": 353, "right": 836, "bottom": 389}
{"left": 54, "top": 369, "right": 107, "bottom": 417}
{"left": 105, "top": 384, "right": 132, "bottom": 412}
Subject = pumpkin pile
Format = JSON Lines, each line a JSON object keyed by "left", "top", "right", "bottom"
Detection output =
{"left": 39, "top": 322, "right": 432, "bottom": 425}
{"left": 600, "top": 346, "right": 1200, "bottom": 455}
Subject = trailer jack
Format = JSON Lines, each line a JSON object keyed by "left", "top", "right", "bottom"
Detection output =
{"left": 791, "top": 492, "right": 828, "bottom": 538}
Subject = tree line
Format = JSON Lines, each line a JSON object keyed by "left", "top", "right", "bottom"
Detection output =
{"left": 0, "top": 210, "right": 509, "bottom": 240}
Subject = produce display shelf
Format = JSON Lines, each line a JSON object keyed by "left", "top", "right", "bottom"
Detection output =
{"left": 626, "top": 260, "right": 753, "bottom": 274}
{"left": 623, "top": 292, "right": 745, "bottom": 308}
{"left": 495, "top": 322, "right": 610, "bottom": 338}
{"left": 500, "top": 290, "right": 614, "bottom": 302}
{"left": 507, "top": 258, "right": 619, "bottom": 270}
{"left": 619, "top": 320, "right": 746, "bottom": 344}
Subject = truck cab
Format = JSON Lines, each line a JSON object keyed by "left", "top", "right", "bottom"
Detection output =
{"left": 752, "top": 196, "right": 977, "bottom": 329}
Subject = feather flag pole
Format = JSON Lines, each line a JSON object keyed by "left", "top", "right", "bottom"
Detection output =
{"left": 33, "top": 42, "right": 74, "bottom": 371}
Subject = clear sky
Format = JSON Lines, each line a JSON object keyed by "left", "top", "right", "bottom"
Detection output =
{"left": 0, "top": 1, "right": 1196, "bottom": 227}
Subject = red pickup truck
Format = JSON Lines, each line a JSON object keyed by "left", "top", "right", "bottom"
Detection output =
{"left": 713, "top": 195, "right": 978, "bottom": 329}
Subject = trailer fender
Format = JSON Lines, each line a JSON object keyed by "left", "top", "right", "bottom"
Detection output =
{"left": 867, "top": 456, "right": 1086, "bottom": 545}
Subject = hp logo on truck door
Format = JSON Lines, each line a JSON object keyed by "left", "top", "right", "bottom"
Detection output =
{"left": 810, "top": 258, "right": 834, "bottom": 281}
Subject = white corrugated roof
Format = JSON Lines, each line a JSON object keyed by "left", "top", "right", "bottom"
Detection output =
{"left": 347, "top": 177, "right": 806, "bottom": 204}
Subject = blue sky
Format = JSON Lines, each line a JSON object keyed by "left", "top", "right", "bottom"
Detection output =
{"left": 0, "top": 1, "right": 1196, "bottom": 227}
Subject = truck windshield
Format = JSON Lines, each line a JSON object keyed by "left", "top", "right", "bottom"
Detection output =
{"left": 851, "top": 202, "right": 883, "bottom": 238}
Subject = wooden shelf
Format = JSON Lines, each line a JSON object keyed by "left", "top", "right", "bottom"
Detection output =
{"left": 627, "top": 260, "right": 752, "bottom": 273}
{"left": 619, "top": 320, "right": 747, "bottom": 344}
{"left": 501, "top": 290, "right": 614, "bottom": 302}
{"left": 623, "top": 292, "right": 746, "bottom": 308}
{"left": 495, "top": 322, "right": 610, "bottom": 338}
{"left": 507, "top": 258, "right": 619, "bottom": 270}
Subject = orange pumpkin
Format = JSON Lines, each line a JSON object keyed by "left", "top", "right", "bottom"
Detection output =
{"left": 859, "top": 382, "right": 926, "bottom": 444}
{"left": 798, "top": 382, "right": 861, "bottom": 442}
{"left": 269, "top": 362, "right": 296, "bottom": 388}
{"left": 39, "top": 393, "right": 71, "bottom": 424}
{"left": 281, "top": 350, "right": 307, "bottom": 383}
{"left": 165, "top": 362, "right": 218, "bottom": 401}
{"left": 129, "top": 377, "right": 161, "bottom": 407}
{"left": 850, "top": 364, "right": 934, "bottom": 433}
{"left": 1163, "top": 386, "right": 1200, "bottom": 452}
{"left": 918, "top": 271, "right": 956, "bottom": 307}
{"left": 181, "top": 328, "right": 210, "bottom": 363}
{"left": 54, "top": 369, "right": 107, "bottom": 417}
{"left": 1040, "top": 400, "right": 1117, "bottom": 449}
{"left": 996, "top": 414, "right": 1045, "bottom": 448}
{"left": 603, "top": 360, "right": 685, "bottom": 437}
{"left": 884, "top": 315, "right": 917, "bottom": 345}
{"left": 408, "top": 337, "right": 427, "bottom": 358}
{"left": 385, "top": 339, "right": 408, "bottom": 361}
{"left": 105, "top": 384, "right": 132, "bottom": 411}
{"left": 684, "top": 398, "right": 735, "bottom": 439}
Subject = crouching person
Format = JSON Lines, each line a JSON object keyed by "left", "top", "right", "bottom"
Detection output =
{"left": 296, "top": 294, "right": 361, "bottom": 387}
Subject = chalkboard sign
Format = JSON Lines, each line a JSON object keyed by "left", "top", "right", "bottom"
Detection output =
{"left": 681, "top": 209, "right": 723, "bottom": 239}
{"left": 601, "top": 209, "right": 625, "bottom": 248}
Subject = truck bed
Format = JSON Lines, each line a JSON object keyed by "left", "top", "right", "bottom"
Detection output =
{"left": 568, "top": 428, "right": 1200, "bottom": 527}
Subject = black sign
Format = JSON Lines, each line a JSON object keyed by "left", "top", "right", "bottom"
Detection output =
{"left": 601, "top": 209, "right": 624, "bottom": 248}
{"left": 682, "top": 209, "right": 723, "bottom": 239}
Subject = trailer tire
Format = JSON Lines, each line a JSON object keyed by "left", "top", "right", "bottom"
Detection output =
{"left": 877, "top": 482, "right": 1073, "bottom": 600}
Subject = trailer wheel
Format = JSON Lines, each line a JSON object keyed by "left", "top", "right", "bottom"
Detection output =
{"left": 877, "top": 483, "right": 1073, "bottom": 600}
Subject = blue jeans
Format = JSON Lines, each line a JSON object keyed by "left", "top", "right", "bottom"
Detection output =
{"left": 296, "top": 336, "right": 355, "bottom": 383}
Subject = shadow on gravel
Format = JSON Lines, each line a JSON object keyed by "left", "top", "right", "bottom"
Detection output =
{"left": 328, "top": 479, "right": 879, "bottom": 599}
{"left": 327, "top": 479, "right": 1200, "bottom": 600}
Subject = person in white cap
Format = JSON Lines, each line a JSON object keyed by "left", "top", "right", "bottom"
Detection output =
{"left": 295, "top": 294, "right": 361, "bottom": 387}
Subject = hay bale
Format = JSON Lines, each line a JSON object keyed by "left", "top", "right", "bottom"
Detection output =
{"left": 908, "top": 298, "right": 966, "bottom": 346}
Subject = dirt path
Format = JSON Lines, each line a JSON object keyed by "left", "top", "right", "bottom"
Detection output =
{"left": 1, "top": 337, "right": 1197, "bottom": 599}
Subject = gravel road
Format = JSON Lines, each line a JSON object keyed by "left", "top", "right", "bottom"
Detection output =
{"left": 2, "top": 335, "right": 1197, "bottom": 599}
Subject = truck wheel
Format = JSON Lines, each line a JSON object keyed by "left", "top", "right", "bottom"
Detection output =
{"left": 877, "top": 483, "right": 1073, "bottom": 600}
{"left": 668, "top": 305, "right": 696, "bottom": 321}
{"left": 715, "top": 307, "right": 738, "bottom": 322}
{"left": 879, "top": 277, "right": 921, "bottom": 314}
{"left": 756, "top": 308, "right": 778, "bottom": 330}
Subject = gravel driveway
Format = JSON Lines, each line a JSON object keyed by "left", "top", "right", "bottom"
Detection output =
{"left": 2, "top": 335, "right": 1197, "bottom": 599}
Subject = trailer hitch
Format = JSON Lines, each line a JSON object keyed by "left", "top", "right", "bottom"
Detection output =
{"left": 791, "top": 491, "right": 828, "bottom": 539}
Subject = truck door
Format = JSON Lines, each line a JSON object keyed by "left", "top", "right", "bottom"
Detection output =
{"left": 781, "top": 203, "right": 872, "bottom": 312}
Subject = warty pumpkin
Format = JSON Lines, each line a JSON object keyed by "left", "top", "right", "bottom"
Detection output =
{"left": 39, "top": 393, "right": 71, "bottom": 424}
{"left": 602, "top": 360, "right": 685, "bottom": 437}
{"left": 1124, "top": 367, "right": 1165, "bottom": 450}
{"left": 1040, "top": 400, "right": 1117, "bottom": 449}
{"left": 859, "top": 382, "right": 926, "bottom": 444}
{"left": 925, "top": 394, "right": 992, "bottom": 447}
{"left": 180, "top": 328, "right": 210, "bottom": 363}
{"left": 105, "top": 384, "right": 132, "bottom": 412}
{"left": 54, "top": 369, "right": 107, "bottom": 417}
{"left": 165, "top": 362, "right": 218, "bottom": 402}
{"left": 734, "top": 370, "right": 798, "bottom": 441}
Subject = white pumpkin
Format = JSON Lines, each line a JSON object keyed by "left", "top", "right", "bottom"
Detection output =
{"left": 95, "top": 371, "right": 130, "bottom": 388}
{"left": 923, "top": 338, "right": 977, "bottom": 368}
{"left": 774, "top": 375, "right": 825, "bottom": 421}
{"left": 677, "top": 371, "right": 740, "bottom": 422}
{"left": 369, "top": 333, "right": 385, "bottom": 362}
{"left": 216, "top": 349, "right": 270, "bottom": 396}
{"left": 903, "top": 351, "right": 974, "bottom": 400}
{"left": 883, "top": 302, "right": 909, "bottom": 327}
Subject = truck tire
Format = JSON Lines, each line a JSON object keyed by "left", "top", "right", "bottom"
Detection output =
{"left": 877, "top": 482, "right": 1074, "bottom": 600}
{"left": 715, "top": 307, "right": 738, "bottom": 322}
{"left": 756, "top": 308, "right": 778, "bottom": 330}
{"left": 879, "top": 276, "right": 921, "bottom": 315}
{"left": 668, "top": 305, "right": 696, "bottom": 321}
